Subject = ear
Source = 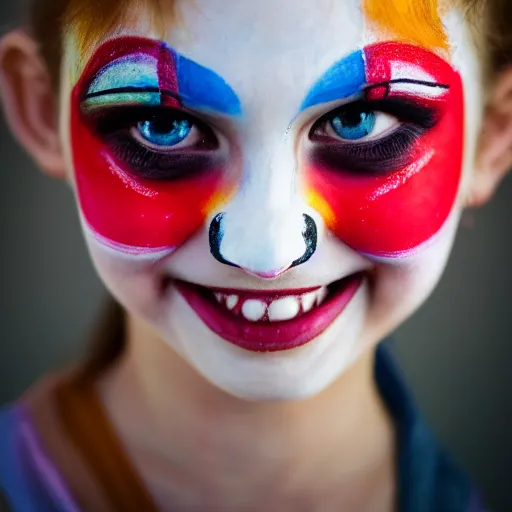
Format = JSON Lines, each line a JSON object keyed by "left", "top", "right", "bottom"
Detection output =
{"left": 0, "top": 30, "right": 66, "bottom": 179}
{"left": 469, "top": 67, "right": 512, "bottom": 207}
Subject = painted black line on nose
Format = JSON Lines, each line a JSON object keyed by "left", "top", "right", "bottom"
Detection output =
{"left": 291, "top": 214, "right": 318, "bottom": 268}
{"left": 209, "top": 213, "right": 238, "bottom": 267}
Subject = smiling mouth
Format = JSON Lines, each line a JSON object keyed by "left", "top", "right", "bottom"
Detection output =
{"left": 175, "top": 273, "right": 364, "bottom": 352}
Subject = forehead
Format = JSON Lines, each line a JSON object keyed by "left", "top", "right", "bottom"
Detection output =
{"left": 69, "top": 0, "right": 457, "bottom": 115}
{"left": 71, "top": 0, "right": 450, "bottom": 70}
{"left": 168, "top": 0, "right": 367, "bottom": 110}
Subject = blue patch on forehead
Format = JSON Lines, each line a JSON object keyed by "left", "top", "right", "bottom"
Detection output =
{"left": 300, "top": 50, "right": 367, "bottom": 111}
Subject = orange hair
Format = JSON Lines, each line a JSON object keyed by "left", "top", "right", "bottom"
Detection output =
{"left": 364, "top": 0, "right": 449, "bottom": 50}
{"left": 62, "top": 0, "right": 449, "bottom": 62}
{"left": 64, "top": 0, "right": 177, "bottom": 61}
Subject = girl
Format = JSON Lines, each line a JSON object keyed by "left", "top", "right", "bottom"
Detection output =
{"left": 0, "top": 0, "right": 511, "bottom": 510}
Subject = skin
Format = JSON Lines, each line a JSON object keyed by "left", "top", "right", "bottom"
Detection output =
{"left": 2, "top": 0, "right": 512, "bottom": 510}
{"left": 64, "top": 2, "right": 476, "bottom": 402}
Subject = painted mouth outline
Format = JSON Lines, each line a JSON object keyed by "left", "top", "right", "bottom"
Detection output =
{"left": 175, "top": 273, "right": 364, "bottom": 352}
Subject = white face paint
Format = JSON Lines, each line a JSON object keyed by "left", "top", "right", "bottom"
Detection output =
{"left": 61, "top": 0, "right": 483, "bottom": 400}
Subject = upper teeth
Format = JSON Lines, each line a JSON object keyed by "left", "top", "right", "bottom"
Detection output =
{"left": 268, "top": 297, "right": 301, "bottom": 322}
{"left": 214, "top": 287, "right": 328, "bottom": 323}
{"left": 242, "top": 299, "right": 267, "bottom": 322}
{"left": 226, "top": 295, "right": 239, "bottom": 310}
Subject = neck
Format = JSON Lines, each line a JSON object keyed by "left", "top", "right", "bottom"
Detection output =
{"left": 98, "top": 314, "right": 397, "bottom": 512}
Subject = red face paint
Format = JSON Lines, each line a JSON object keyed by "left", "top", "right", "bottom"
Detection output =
{"left": 71, "top": 37, "right": 234, "bottom": 253}
{"left": 305, "top": 42, "right": 464, "bottom": 257}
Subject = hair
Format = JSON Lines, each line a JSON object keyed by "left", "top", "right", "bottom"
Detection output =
{"left": 30, "top": 0, "right": 176, "bottom": 85}
{"left": 27, "top": 0, "right": 512, "bottom": 378}
{"left": 365, "top": 0, "right": 449, "bottom": 50}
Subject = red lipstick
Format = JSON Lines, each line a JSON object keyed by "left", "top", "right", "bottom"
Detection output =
{"left": 175, "top": 274, "right": 363, "bottom": 352}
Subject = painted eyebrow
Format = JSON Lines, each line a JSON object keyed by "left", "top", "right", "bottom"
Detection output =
{"left": 82, "top": 46, "right": 242, "bottom": 116}
{"left": 300, "top": 50, "right": 367, "bottom": 112}
{"left": 300, "top": 51, "right": 450, "bottom": 112}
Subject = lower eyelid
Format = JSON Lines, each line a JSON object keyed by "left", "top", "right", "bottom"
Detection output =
{"left": 308, "top": 125, "right": 424, "bottom": 175}
{"left": 103, "top": 133, "right": 224, "bottom": 181}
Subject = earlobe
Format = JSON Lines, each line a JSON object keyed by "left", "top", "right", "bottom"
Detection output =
{"left": 469, "top": 67, "right": 512, "bottom": 207}
{"left": 0, "top": 30, "right": 66, "bottom": 179}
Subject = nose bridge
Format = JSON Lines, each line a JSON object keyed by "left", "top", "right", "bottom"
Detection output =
{"left": 242, "top": 130, "right": 297, "bottom": 207}
{"left": 209, "top": 137, "right": 317, "bottom": 277}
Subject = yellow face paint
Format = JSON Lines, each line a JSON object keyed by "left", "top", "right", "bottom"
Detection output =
{"left": 364, "top": 0, "right": 449, "bottom": 50}
{"left": 306, "top": 190, "right": 336, "bottom": 229}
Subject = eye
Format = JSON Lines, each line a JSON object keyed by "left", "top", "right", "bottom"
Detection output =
{"left": 308, "top": 98, "right": 440, "bottom": 175}
{"left": 83, "top": 105, "right": 222, "bottom": 181}
{"left": 324, "top": 104, "right": 398, "bottom": 142}
{"left": 133, "top": 117, "right": 199, "bottom": 149}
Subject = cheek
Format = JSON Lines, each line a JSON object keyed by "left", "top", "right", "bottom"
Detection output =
{"left": 70, "top": 101, "right": 232, "bottom": 253}
{"left": 305, "top": 94, "right": 464, "bottom": 258}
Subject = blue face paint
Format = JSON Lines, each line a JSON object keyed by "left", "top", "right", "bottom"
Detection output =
{"left": 175, "top": 53, "right": 242, "bottom": 116}
{"left": 300, "top": 50, "right": 366, "bottom": 111}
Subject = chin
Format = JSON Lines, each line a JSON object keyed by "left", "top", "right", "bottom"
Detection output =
{"left": 157, "top": 279, "right": 370, "bottom": 402}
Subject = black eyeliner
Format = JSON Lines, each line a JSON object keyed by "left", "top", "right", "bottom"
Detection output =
{"left": 83, "top": 86, "right": 182, "bottom": 104}
{"left": 364, "top": 78, "right": 450, "bottom": 95}
{"left": 86, "top": 105, "right": 193, "bottom": 135}
{"left": 356, "top": 98, "right": 439, "bottom": 129}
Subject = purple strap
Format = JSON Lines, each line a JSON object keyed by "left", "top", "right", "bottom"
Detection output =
{"left": 18, "top": 405, "right": 80, "bottom": 512}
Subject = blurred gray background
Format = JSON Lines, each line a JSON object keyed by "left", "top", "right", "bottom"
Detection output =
{"left": 1, "top": 2, "right": 511, "bottom": 511}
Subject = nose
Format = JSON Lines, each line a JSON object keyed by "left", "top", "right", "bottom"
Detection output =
{"left": 209, "top": 211, "right": 317, "bottom": 278}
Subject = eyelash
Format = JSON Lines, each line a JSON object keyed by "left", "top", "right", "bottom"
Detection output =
{"left": 84, "top": 105, "right": 220, "bottom": 181}
{"left": 82, "top": 95, "right": 440, "bottom": 181}
{"left": 309, "top": 97, "right": 440, "bottom": 175}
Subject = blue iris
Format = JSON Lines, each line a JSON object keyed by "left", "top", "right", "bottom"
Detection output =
{"left": 138, "top": 118, "right": 192, "bottom": 147}
{"left": 331, "top": 109, "right": 376, "bottom": 140}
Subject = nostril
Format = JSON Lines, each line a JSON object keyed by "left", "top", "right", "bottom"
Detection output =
{"left": 291, "top": 214, "right": 318, "bottom": 268}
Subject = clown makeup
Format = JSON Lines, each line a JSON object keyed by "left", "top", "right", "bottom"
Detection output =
{"left": 72, "top": 37, "right": 241, "bottom": 255}
{"left": 302, "top": 42, "right": 464, "bottom": 258}
{"left": 63, "top": 0, "right": 481, "bottom": 400}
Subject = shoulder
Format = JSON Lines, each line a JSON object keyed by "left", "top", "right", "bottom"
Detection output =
{"left": 0, "top": 403, "right": 41, "bottom": 511}
{"left": 375, "top": 343, "right": 489, "bottom": 512}
{"left": 433, "top": 448, "right": 488, "bottom": 512}
{"left": 0, "top": 377, "right": 81, "bottom": 512}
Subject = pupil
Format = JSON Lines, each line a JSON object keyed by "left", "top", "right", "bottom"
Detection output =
{"left": 341, "top": 110, "right": 369, "bottom": 128}
{"left": 152, "top": 119, "right": 180, "bottom": 134}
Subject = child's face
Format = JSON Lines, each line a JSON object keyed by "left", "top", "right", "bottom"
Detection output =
{"left": 61, "top": 0, "right": 481, "bottom": 399}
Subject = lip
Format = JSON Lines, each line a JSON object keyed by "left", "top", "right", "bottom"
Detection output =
{"left": 175, "top": 273, "right": 364, "bottom": 352}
